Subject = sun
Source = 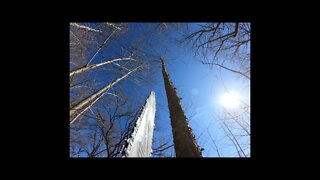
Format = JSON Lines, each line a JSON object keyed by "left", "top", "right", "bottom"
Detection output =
{"left": 220, "top": 91, "right": 241, "bottom": 109}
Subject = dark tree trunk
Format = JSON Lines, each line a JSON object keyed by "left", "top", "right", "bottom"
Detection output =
{"left": 161, "top": 59, "right": 202, "bottom": 157}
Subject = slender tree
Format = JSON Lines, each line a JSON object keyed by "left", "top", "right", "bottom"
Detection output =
{"left": 70, "top": 57, "right": 137, "bottom": 77}
{"left": 161, "top": 58, "right": 202, "bottom": 157}
{"left": 70, "top": 65, "right": 142, "bottom": 124}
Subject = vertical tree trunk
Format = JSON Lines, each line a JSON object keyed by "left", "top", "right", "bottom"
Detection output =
{"left": 161, "top": 59, "right": 202, "bottom": 157}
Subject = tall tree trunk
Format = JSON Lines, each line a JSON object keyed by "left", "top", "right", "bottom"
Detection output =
{"left": 161, "top": 59, "right": 202, "bottom": 157}
{"left": 70, "top": 65, "right": 142, "bottom": 124}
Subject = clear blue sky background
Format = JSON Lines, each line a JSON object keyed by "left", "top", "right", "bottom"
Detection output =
{"left": 71, "top": 23, "right": 250, "bottom": 157}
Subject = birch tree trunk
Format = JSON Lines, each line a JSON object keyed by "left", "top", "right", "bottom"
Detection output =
{"left": 70, "top": 57, "right": 137, "bottom": 77}
{"left": 70, "top": 65, "right": 142, "bottom": 124}
{"left": 161, "top": 59, "right": 202, "bottom": 157}
{"left": 70, "top": 23, "right": 102, "bottom": 33}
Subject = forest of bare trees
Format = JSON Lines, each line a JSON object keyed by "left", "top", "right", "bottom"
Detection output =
{"left": 70, "top": 22, "right": 250, "bottom": 157}
{"left": 69, "top": 23, "right": 180, "bottom": 157}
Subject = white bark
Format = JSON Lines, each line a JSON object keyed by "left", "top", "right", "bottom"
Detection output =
{"left": 70, "top": 57, "right": 137, "bottom": 77}
{"left": 105, "top": 23, "right": 122, "bottom": 31}
{"left": 70, "top": 23, "right": 102, "bottom": 33}
{"left": 70, "top": 90, "right": 106, "bottom": 124}
{"left": 70, "top": 65, "right": 142, "bottom": 124}
{"left": 123, "top": 92, "right": 156, "bottom": 157}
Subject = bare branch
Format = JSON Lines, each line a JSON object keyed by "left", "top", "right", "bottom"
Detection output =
{"left": 70, "top": 65, "right": 143, "bottom": 124}
{"left": 222, "top": 121, "right": 247, "bottom": 157}
{"left": 86, "top": 30, "right": 116, "bottom": 66}
{"left": 105, "top": 23, "right": 122, "bottom": 31}
{"left": 202, "top": 62, "right": 250, "bottom": 80}
{"left": 70, "top": 23, "right": 102, "bottom": 33}
{"left": 207, "top": 130, "right": 221, "bottom": 157}
{"left": 70, "top": 57, "right": 137, "bottom": 77}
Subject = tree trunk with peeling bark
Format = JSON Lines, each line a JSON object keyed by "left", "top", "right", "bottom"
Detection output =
{"left": 161, "top": 59, "right": 202, "bottom": 157}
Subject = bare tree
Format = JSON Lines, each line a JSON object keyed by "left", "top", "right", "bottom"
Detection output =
{"left": 70, "top": 95, "right": 138, "bottom": 157}
{"left": 69, "top": 22, "right": 147, "bottom": 125}
{"left": 181, "top": 23, "right": 250, "bottom": 80}
{"left": 207, "top": 130, "right": 221, "bottom": 157}
{"left": 215, "top": 100, "right": 250, "bottom": 157}
{"left": 70, "top": 57, "right": 137, "bottom": 77}
{"left": 161, "top": 58, "right": 202, "bottom": 157}
{"left": 70, "top": 22, "right": 177, "bottom": 157}
{"left": 70, "top": 65, "right": 143, "bottom": 124}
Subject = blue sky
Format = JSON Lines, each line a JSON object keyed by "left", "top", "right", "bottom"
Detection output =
{"left": 70, "top": 23, "right": 250, "bottom": 157}
{"left": 149, "top": 25, "right": 250, "bottom": 157}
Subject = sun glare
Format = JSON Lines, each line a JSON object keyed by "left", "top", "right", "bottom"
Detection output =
{"left": 220, "top": 91, "right": 241, "bottom": 109}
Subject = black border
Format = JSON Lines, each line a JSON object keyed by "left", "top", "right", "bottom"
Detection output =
{"left": 30, "top": 11, "right": 271, "bottom": 172}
